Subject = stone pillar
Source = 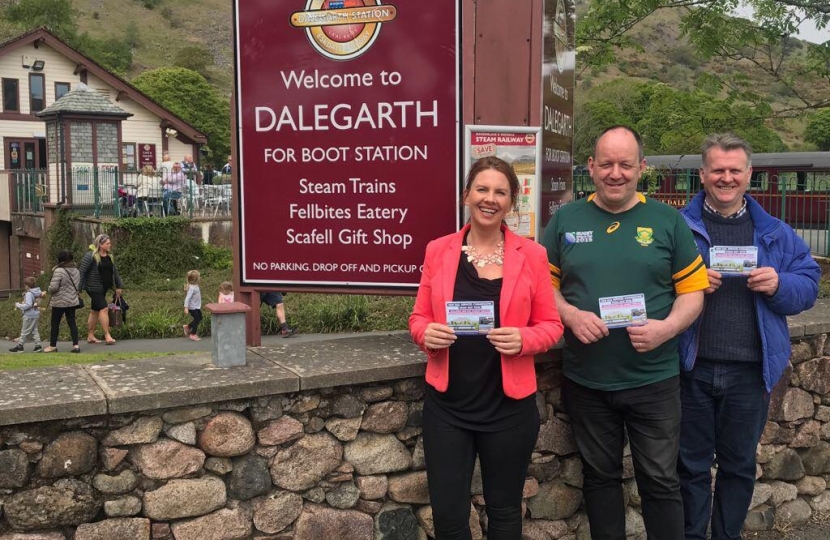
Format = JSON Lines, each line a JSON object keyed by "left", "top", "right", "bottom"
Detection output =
{"left": 204, "top": 302, "right": 252, "bottom": 367}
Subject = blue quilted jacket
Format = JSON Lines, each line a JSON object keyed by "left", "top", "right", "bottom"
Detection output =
{"left": 679, "top": 192, "right": 821, "bottom": 391}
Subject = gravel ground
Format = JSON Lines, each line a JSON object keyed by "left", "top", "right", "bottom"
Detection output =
{"left": 744, "top": 519, "right": 830, "bottom": 540}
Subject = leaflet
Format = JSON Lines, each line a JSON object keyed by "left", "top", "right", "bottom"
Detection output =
{"left": 709, "top": 246, "right": 758, "bottom": 275}
{"left": 445, "top": 301, "right": 495, "bottom": 335}
{"left": 599, "top": 293, "right": 647, "bottom": 329}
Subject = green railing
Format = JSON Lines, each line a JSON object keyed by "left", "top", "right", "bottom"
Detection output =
{"left": 68, "top": 167, "right": 230, "bottom": 219}
{"left": 572, "top": 172, "right": 830, "bottom": 257}
{"left": 10, "top": 169, "right": 48, "bottom": 213}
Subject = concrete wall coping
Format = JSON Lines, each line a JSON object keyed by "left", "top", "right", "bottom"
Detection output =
{"left": 1, "top": 298, "right": 829, "bottom": 426}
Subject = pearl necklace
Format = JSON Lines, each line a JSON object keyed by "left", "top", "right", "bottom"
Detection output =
{"left": 462, "top": 238, "right": 505, "bottom": 267}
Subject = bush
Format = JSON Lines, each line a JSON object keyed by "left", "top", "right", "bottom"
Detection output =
{"left": 174, "top": 44, "right": 214, "bottom": 76}
{"left": 200, "top": 244, "right": 232, "bottom": 270}
{"left": 109, "top": 217, "right": 202, "bottom": 284}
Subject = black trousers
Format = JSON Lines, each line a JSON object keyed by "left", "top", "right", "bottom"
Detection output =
{"left": 50, "top": 306, "right": 79, "bottom": 347}
{"left": 563, "top": 376, "right": 683, "bottom": 540}
{"left": 422, "top": 404, "right": 539, "bottom": 540}
{"left": 187, "top": 309, "right": 202, "bottom": 335}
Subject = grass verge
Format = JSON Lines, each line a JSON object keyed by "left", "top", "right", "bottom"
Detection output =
{"left": 0, "top": 268, "right": 414, "bottom": 342}
{"left": 0, "top": 351, "right": 188, "bottom": 371}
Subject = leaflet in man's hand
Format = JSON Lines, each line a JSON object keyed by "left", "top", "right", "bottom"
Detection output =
{"left": 599, "top": 294, "right": 647, "bottom": 329}
{"left": 445, "top": 301, "right": 495, "bottom": 335}
{"left": 709, "top": 246, "right": 758, "bottom": 275}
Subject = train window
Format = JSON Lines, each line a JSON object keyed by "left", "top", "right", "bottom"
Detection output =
{"left": 814, "top": 172, "right": 830, "bottom": 192}
{"left": 750, "top": 172, "right": 768, "bottom": 191}
{"left": 777, "top": 171, "right": 809, "bottom": 192}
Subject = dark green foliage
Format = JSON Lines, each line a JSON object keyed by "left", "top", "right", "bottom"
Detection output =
{"left": 124, "top": 21, "right": 140, "bottom": 48}
{"left": 75, "top": 34, "right": 133, "bottom": 74}
{"left": 174, "top": 44, "right": 213, "bottom": 76}
{"left": 137, "top": 0, "right": 163, "bottom": 8}
{"left": 132, "top": 68, "right": 230, "bottom": 166}
{"left": 44, "top": 209, "right": 84, "bottom": 270}
{"left": 109, "top": 217, "right": 202, "bottom": 284}
{"left": 805, "top": 109, "right": 830, "bottom": 151}
{"left": 200, "top": 244, "right": 232, "bottom": 270}
{"left": 5, "top": 0, "right": 78, "bottom": 42}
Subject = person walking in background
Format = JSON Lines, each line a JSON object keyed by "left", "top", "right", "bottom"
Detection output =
{"left": 218, "top": 281, "right": 234, "bottom": 303}
{"left": 260, "top": 292, "right": 298, "bottom": 337}
{"left": 43, "top": 250, "right": 81, "bottom": 353}
{"left": 409, "top": 156, "right": 564, "bottom": 539}
{"left": 183, "top": 270, "right": 202, "bottom": 341}
{"left": 542, "top": 126, "right": 709, "bottom": 540}
{"left": 677, "top": 133, "right": 821, "bottom": 540}
{"left": 9, "top": 276, "right": 43, "bottom": 353}
{"left": 79, "top": 234, "right": 123, "bottom": 346}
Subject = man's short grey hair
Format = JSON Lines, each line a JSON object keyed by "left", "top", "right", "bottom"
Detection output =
{"left": 701, "top": 133, "right": 752, "bottom": 168}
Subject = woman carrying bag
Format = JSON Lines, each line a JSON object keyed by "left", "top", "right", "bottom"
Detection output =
{"left": 43, "top": 250, "right": 82, "bottom": 353}
{"left": 79, "top": 234, "right": 123, "bottom": 345}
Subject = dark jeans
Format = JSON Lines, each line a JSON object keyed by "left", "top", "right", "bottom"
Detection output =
{"left": 563, "top": 376, "right": 683, "bottom": 540}
{"left": 422, "top": 404, "right": 539, "bottom": 540}
{"left": 50, "top": 306, "right": 78, "bottom": 347}
{"left": 187, "top": 309, "right": 202, "bottom": 335}
{"left": 677, "top": 360, "right": 770, "bottom": 540}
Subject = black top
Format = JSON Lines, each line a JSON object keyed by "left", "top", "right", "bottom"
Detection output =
{"left": 698, "top": 209, "right": 762, "bottom": 362}
{"left": 425, "top": 243, "right": 535, "bottom": 431}
{"left": 98, "top": 256, "right": 115, "bottom": 293}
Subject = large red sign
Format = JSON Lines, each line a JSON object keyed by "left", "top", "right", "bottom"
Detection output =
{"left": 233, "top": 0, "right": 460, "bottom": 290}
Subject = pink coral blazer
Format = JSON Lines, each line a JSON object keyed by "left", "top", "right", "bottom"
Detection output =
{"left": 409, "top": 224, "right": 564, "bottom": 399}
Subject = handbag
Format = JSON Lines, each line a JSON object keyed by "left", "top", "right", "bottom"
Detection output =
{"left": 108, "top": 305, "right": 123, "bottom": 327}
{"left": 62, "top": 268, "right": 84, "bottom": 309}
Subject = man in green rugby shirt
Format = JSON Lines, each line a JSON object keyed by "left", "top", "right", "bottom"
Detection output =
{"left": 542, "top": 126, "right": 709, "bottom": 540}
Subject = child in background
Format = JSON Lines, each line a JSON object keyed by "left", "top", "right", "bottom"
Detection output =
{"left": 10, "top": 276, "right": 43, "bottom": 352}
{"left": 183, "top": 270, "right": 202, "bottom": 341}
{"left": 218, "top": 281, "right": 234, "bottom": 303}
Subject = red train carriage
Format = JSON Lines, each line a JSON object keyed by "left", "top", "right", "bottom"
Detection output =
{"left": 575, "top": 152, "right": 830, "bottom": 228}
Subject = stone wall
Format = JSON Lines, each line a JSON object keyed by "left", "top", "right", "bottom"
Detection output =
{"left": 70, "top": 123, "right": 93, "bottom": 163}
{"left": 0, "top": 330, "right": 828, "bottom": 539}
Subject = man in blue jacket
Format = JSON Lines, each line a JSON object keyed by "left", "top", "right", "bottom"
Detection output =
{"left": 677, "top": 133, "right": 821, "bottom": 540}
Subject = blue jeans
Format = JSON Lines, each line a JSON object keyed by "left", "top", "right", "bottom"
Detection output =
{"left": 163, "top": 190, "right": 181, "bottom": 215}
{"left": 563, "top": 376, "right": 683, "bottom": 540}
{"left": 677, "top": 360, "right": 770, "bottom": 540}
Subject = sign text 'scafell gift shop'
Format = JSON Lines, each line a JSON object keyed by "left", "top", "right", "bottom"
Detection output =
{"left": 233, "top": 0, "right": 461, "bottom": 290}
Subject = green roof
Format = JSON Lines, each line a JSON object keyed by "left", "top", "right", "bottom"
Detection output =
{"left": 36, "top": 84, "right": 132, "bottom": 118}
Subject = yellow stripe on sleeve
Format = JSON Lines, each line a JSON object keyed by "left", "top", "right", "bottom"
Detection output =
{"left": 672, "top": 254, "right": 704, "bottom": 282}
{"left": 549, "top": 263, "right": 561, "bottom": 289}
{"left": 674, "top": 260, "right": 709, "bottom": 294}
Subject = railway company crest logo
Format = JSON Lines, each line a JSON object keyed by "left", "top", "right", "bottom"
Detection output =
{"left": 290, "top": 1, "right": 397, "bottom": 61}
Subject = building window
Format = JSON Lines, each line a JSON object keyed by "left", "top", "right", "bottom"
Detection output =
{"left": 55, "top": 82, "right": 70, "bottom": 100}
{"left": 29, "top": 74, "right": 45, "bottom": 113}
{"left": 122, "top": 143, "right": 137, "bottom": 171}
{"left": 3, "top": 78, "right": 19, "bottom": 112}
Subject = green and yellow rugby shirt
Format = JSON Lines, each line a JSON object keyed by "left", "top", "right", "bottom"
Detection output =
{"left": 542, "top": 193, "right": 708, "bottom": 391}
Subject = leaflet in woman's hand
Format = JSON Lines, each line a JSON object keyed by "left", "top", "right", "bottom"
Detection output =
{"left": 445, "top": 301, "right": 495, "bottom": 335}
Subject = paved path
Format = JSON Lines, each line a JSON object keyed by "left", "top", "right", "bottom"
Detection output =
{"left": 46, "top": 330, "right": 405, "bottom": 354}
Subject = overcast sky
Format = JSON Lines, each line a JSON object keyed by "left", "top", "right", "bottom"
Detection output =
{"left": 734, "top": 5, "right": 829, "bottom": 44}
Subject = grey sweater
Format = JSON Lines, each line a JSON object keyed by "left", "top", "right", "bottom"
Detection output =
{"left": 48, "top": 266, "right": 81, "bottom": 308}
{"left": 78, "top": 251, "right": 124, "bottom": 294}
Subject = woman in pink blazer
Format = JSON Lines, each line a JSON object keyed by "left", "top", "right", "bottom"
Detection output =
{"left": 409, "top": 156, "right": 563, "bottom": 540}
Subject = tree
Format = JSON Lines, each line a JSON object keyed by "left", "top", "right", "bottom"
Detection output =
{"left": 5, "top": 0, "right": 78, "bottom": 41}
{"left": 578, "top": 0, "right": 830, "bottom": 111}
{"left": 574, "top": 80, "right": 785, "bottom": 163}
{"left": 174, "top": 44, "right": 214, "bottom": 77}
{"left": 804, "top": 108, "right": 830, "bottom": 150}
{"left": 132, "top": 68, "right": 230, "bottom": 167}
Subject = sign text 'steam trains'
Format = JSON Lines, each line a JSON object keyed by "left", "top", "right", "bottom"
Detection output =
{"left": 299, "top": 178, "right": 395, "bottom": 194}
{"left": 254, "top": 101, "right": 439, "bottom": 131}
{"left": 286, "top": 228, "right": 414, "bottom": 249}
